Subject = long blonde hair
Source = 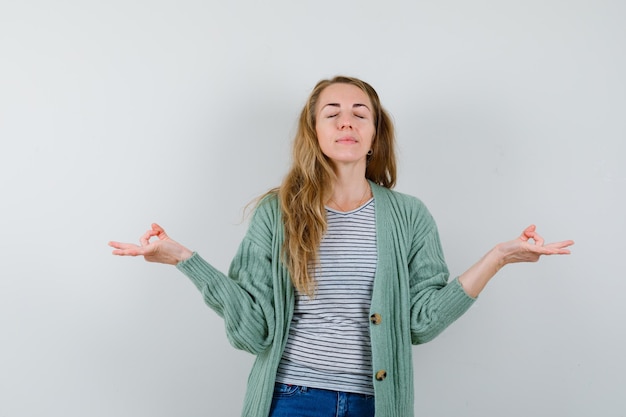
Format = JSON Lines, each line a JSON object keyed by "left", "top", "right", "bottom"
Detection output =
{"left": 270, "top": 76, "right": 396, "bottom": 296}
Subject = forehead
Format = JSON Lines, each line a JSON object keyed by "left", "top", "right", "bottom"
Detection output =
{"left": 317, "top": 83, "right": 373, "bottom": 110}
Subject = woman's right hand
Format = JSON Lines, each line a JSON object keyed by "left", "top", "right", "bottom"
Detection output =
{"left": 109, "top": 223, "right": 193, "bottom": 265}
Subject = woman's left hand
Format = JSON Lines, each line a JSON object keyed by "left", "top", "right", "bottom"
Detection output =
{"left": 497, "top": 224, "right": 574, "bottom": 266}
{"left": 458, "top": 225, "right": 574, "bottom": 297}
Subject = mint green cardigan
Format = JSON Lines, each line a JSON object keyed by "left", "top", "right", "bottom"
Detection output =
{"left": 177, "top": 182, "right": 475, "bottom": 417}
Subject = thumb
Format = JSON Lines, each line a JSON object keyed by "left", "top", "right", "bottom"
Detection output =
{"left": 151, "top": 223, "right": 169, "bottom": 239}
{"left": 521, "top": 224, "right": 536, "bottom": 241}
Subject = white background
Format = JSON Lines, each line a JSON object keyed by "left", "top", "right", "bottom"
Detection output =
{"left": 1, "top": 1, "right": 624, "bottom": 416}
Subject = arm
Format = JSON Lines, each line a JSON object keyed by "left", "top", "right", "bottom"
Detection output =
{"left": 176, "top": 241, "right": 276, "bottom": 354}
{"left": 406, "top": 202, "right": 573, "bottom": 344}
{"left": 408, "top": 225, "right": 476, "bottom": 344}
{"left": 109, "top": 210, "right": 278, "bottom": 354}
{"left": 458, "top": 225, "right": 574, "bottom": 298}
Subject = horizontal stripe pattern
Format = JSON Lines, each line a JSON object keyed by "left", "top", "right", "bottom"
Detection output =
{"left": 276, "top": 198, "right": 377, "bottom": 395}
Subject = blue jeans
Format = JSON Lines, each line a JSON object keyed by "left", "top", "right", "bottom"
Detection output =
{"left": 268, "top": 383, "right": 375, "bottom": 417}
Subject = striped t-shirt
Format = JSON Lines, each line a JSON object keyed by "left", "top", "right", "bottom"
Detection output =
{"left": 275, "top": 198, "right": 377, "bottom": 395}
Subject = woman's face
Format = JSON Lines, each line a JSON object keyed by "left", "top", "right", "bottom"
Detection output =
{"left": 315, "top": 83, "right": 375, "bottom": 169}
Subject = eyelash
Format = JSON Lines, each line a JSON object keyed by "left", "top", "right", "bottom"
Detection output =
{"left": 327, "top": 114, "right": 366, "bottom": 119}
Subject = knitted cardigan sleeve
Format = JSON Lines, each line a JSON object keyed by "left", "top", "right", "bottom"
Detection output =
{"left": 405, "top": 198, "right": 476, "bottom": 345}
{"left": 176, "top": 197, "right": 278, "bottom": 354}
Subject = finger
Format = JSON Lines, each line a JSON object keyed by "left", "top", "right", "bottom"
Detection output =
{"left": 520, "top": 225, "right": 536, "bottom": 242}
{"left": 152, "top": 223, "right": 170, "bottom": 240}
{"left": 108, "top": 241, "right": 123, "bottom": 249}
{"left": 541, "top": 247, "right": 571, "bottom": 255}
{"left": 140, "top": 229, "right": 160, "bottom": 246}
{"left": 530, "top": 232, "right": 545, "bottom": 246}
{"left": 531, "top": 241, "right": 574, "bottom": 255}
{"left": 550, "top": 239, "right": 575, "bottom": 247}
{"left": 112, "top": 248, "right": 144, "bottom": 256}
{"left": 545, "top": 240, "right": 575, "bottom": 251}
{"left": 109, "top": 242, "right": 144, "bottom": 256}
{"left": 109, "top": 241, "right": 140, "bottom": 250}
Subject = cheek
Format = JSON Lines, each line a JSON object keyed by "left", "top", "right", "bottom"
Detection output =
{"left": 359, "top": 119, "right": 375, "bottom": 132}
{"left": 316, "top": 124, "right": 333, "bottom": 141}
{"left": 363, "top": 125, "right": 376, "bottom": 143}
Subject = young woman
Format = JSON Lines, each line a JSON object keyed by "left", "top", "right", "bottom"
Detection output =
{"left": 109, "top": 76, "right": 573, "bottom": 417}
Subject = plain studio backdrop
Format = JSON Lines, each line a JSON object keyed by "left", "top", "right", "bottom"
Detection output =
{"left": 1, "top": 1, "right": 624, "bottom": 416}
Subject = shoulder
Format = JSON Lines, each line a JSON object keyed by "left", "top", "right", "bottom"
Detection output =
{"left": 245, "top": 191, "right": 281, "bottom": 248}
{"left": 252, "top": 191, "right": 280, "bottom": 220}
{"left": 371, "top": 183, "right": 438, "bottom": 240}
{"left": 371, "top": 183, "right": 432, "bottom": 218}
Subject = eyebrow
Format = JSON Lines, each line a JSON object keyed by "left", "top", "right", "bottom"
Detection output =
{"left": 322, "top": 103, "right": 371, "bottom": 111}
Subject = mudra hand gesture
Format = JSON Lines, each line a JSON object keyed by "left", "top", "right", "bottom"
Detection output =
{"left": 109, "top": 223, "right": 572, "bottom": 269}
{"left": 443, "top": 224, "right": 573, "bottom": 298}
{"left": 109, "top": 223, "right": 193, "bottom": 265}
{"left": 498, "top": 224, "right": 574, "bottom": 265}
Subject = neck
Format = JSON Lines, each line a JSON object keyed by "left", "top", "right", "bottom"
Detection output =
{"left": 326, "top": 175, "right": 372, "bottom": 212}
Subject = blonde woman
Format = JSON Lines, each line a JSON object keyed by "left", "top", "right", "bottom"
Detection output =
{"left": 109, "top": 76, "right": 573, "bottom": 417}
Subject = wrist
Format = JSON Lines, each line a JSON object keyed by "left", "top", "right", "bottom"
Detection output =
{"left": 177, "top": 247, "right": 194, "bottom": 264}
{"left": 489, "top": 244, "right": 508, "bottom": 272}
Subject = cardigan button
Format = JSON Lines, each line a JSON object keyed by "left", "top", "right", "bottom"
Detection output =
{"left": 375, "top": 370, "right": 387, "bottom": 381}
{"left": 370, "top": 313, "right": 382, "bottom": 325}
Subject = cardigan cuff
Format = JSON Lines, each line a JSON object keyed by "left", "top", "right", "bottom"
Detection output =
{"left": 176, "top": 252, "right": 220, "bottom": 292}
{"left": 454, "top": 276, "right": 478, "bottom": 301}
{"left": 435, "top": 276, "right": 477, "bottom": 326}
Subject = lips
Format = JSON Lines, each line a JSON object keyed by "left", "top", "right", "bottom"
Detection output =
{"left": 336, "top": 136, "right": 358, "bottom": 143}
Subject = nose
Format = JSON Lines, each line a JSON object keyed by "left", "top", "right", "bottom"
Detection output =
{"left": 338, "top": 116, "right": 352, "bottom": 128}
